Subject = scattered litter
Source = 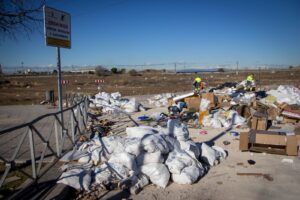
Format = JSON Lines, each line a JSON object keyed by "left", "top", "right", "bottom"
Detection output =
{"left": 247, "top": 159, "right": 256, "bottom": 165}
{"left": 223, "top": 141, "right": 231, "bottom": 145}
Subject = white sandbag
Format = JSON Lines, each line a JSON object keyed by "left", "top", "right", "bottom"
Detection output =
{"left": 95, "top": 168, "right": 112, "bottom": 184}
{"left": 93, "top": 135, "right": 123, "bottom": 154}
{"left": 57, "top": 168, "right": 91, "bottom": 191}
{"left": 165, "top": 151, "right": 194, "bottom": 174}
{"left": 172, "top": 165, "right": 201, "bottom": 185}
{"left": 90, "top": 147, "right": 110, "bottom": 165}
{"left": 161, "top": 135, "right": 181, "bottom": 152}
{"left": 124, "top": 137, "right": 142, "bottom": 156}
{"left": 140, "top": 163, "right": 170, "bottom": 188}
{"left": 212, "top": 146, "right": 227, "bottom": 160}
{"left": 200, "top": 143, "right": 217, "bottom": 166}
{"left": 179, "top": 140, "right": 200, "bottom": 159}
{"left": 108, "top": 152, "right": 137, "bottom": 171}
{"left": 111, "top": 92, "right": 121, "bottom": 100}
{"left": 126, "top": 126, "right": 159, "bottom": 138}
{"left": 136, "top": 151, "right": 164, "bottom": 166}
{"left": 174, "top": 122, "right": 189, "bottom": 141}
{"left": 141, "top": 134, "right": 169, "bottom": 154}
{"left": 78, "top": 154, "right": 91, "bottom": 164}
{"left": 123, "top": 98, "right": 139, "bottom": 113}
{"left": 60, "top": 149, "right": 88, "bottom": 162}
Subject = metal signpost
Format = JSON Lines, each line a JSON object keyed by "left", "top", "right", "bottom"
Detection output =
{"left": 62, "top": 80, "right": 70, "bottom": 107}
{"left": 44, "top": 6, "right": 71, "bottom": 129}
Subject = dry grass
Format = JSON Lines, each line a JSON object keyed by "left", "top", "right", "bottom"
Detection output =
{"left": 0, "top": 69, "right": 299, "bottom": 105}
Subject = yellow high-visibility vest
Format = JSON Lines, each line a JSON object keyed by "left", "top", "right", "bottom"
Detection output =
{"left": 246, "top": 75, "right": 253, "bottom": 81}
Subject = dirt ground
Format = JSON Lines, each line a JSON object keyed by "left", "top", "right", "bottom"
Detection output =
{"left": 0, "top": 68, "right": 300, "bottom": 105}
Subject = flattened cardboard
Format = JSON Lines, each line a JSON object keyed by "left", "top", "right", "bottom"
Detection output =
{"left": 239, "top": 132, "right": 249, "bottom": 151}
{"left": 286, "top": 136, "right": 298, "bottom": 156}
{"left": 184, "top": 96, "right": 201, "bottom": 111}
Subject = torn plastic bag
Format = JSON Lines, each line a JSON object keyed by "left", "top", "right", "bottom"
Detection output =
{"left": 140, "top": 163, "right": 170, "bottom": 188}
{"left": 167, "top": 119, "right": 189, "bottom": 141}
{"left": 57, "top": 168, "right": 91, "bottom": 191}
{"left": 95, "top": 162, "right": 130, "bottom": 184}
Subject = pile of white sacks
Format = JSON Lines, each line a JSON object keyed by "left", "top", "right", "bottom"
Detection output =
{"left": 89, "top": 92, "right": 145, "bottom": 113}
{"left": 147, "top": 93, "right": 174, "bottom": 107}
{"left": 57, "top": 119, "right": 227, "bottom": 192}
{"left": 202, "top": 110, "right": 247, "bottom": 129}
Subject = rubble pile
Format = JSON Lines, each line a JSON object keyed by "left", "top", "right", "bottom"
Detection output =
{"left": 56, "top": 83, "right": 300, "bottom": 199}
{"left": 58, "top": 116, "right": 227, "bottom": 198}
{"left": 90, "top": 92, "right": 146, "bottom": 113}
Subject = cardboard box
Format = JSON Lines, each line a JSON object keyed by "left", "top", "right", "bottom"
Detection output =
{"left": 283, "top": 117, "right": 299, "bottom": 124}
{"left": 251, "top": 112, "right": 268, "bottom": 130}
{"left": 267, "top": 107, "right": 280, "bottom": 120}
{"left": 184, "top": 96, "right": 201, "bottom": 111}
{"left": 201, "top": 93, "right": 217, "bottom": 108}
{"left": 251, "top": 117, "right": 268, "bottom": 130}
{"left": 239, "top": 130, "right": 298, "bottom": 156}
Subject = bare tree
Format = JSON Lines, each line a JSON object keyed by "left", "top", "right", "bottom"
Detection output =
{"left": 0, "top": 0, "right": 45, "bottom": 40}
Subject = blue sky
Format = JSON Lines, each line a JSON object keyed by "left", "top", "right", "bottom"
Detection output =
{"left": 1, "top": 0, "right": 300, "bottom": 68}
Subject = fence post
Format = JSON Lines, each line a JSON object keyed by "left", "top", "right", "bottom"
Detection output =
{"left": 77, "top": 104, "right": 82, "bottom": 132}
{"left": 71, "top": 108, "right": 75, "bottom": 144}
{"left": 28, "top": 126, "right": 37, "bottom": 179}
{"left": 54, "top": 117, "right": 61, "bottom": 157}
{"left": 83, "top": 98, "right": 88, "bottom": 126}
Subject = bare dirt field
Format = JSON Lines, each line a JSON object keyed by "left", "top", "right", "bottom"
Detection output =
{"left": 0, "top": 68, "right": 300, "bottom": 105}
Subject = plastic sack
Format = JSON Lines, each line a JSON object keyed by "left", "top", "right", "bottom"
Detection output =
{"left": 108, "top": 152, "right": 137, "bottom": 171}
{"left": 93, "top": 135, "right": 123, "bottom": 154}
{"left": 200, "top": 143, "right": 217, "bottom": 166}
{"left": 57, "top": 168, "right": 91, "bottom": 191}
{"left": 136, "top": 151, "right": 164, "bottom": 166}
{"left": 161, "top": 135, "right": 181, "bottom": 152}
{"left": 140, "top": 163, "right": 170, "bottom": 188}
{"left": 200, "top": 98, "right": 210, "bottom": 111}
{"left": 179, "top": 140, "right": 200, "bottom": 159}
{"left": 126, "top": 126, "right": 159, "bottom": 138}
{"left": 124, "top": 137, "right": 142, "bottom": 156}
{"left": 212, "top": 146, "right": 227, "bottom": 160}
{"left": 165, "top": 151, "right": 194, "bottom": 174}
{"left": 141, "top": 134, "right": 169, "bottom": 154}
{"left": 167, "top": 119, "right": 189, "bottom": 141}
{"left": 172, "top": 164, "right": 201, "bottom": 185}
{"left": 111, "top": 92, "right": 121, "bottom": 100}
{"left": 123, "top": 98, "right": 139, "bottom": 113}
{"left": 78, "top": 154, "right": 91, "bottom": 164}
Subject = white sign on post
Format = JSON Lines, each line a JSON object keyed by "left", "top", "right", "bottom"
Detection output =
{"left": 44, "top": 6, "right": 71, "bottom": 49}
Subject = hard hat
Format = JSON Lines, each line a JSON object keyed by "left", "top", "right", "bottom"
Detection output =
{"left": 195, "top": 77, "right": 201, "bottom": 82}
